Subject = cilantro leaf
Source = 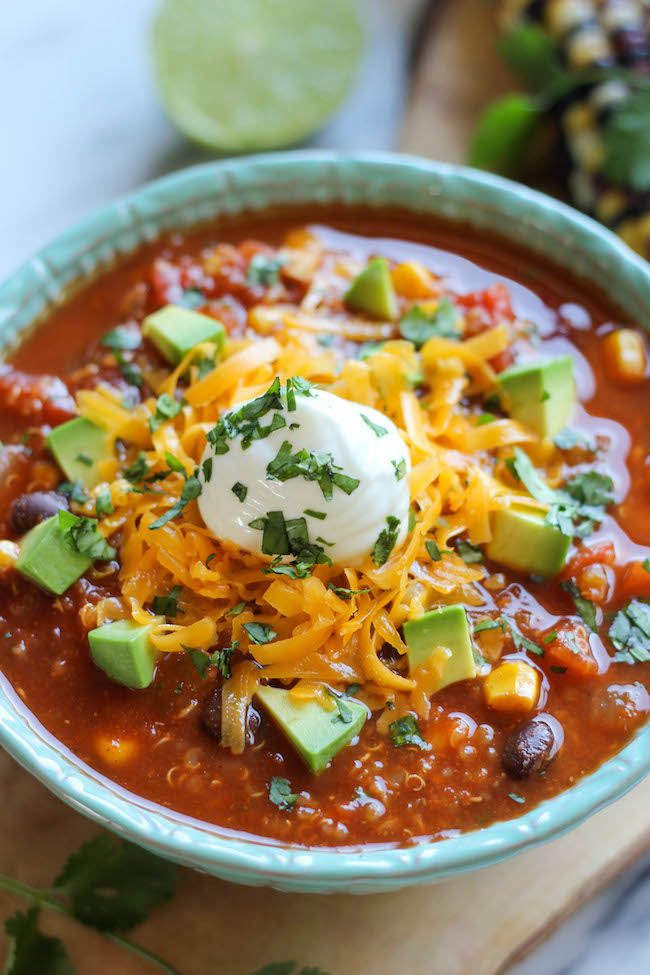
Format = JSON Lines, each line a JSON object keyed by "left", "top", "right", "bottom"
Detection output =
{"left": 327, "top": 583, "right": 372, "bottom": 600}
{"left": 560, "top": 579, "right": 598, "bottom": 632}
{"left": 389, "top": 715, "right": 426, "bottom": 750}
{"left": 206, "top": 377, "right": 283, "bottom": 455}
{"left": 184, "top": 645, "right": 211, "bottom": 679}
{"left": 231, "top": 481, "right": 247, "bottom": 502}
{"left": 602, "top": 87, "right": 650, "bottom": 191}
{"left": 425, "top": 539, "right": 441, "bottom": 561}
{"left": 148, "top": 474, "right": 202, "bottom": 530}
{"left": 212, "top": 640, "right": 238, "bottom": 679}
{"left": 152, "top": 584, "right": 183, "bottom": 618}
{"left": 372, "top": 516, "right": 400, "bottom": 566}
{"left": 266, "top": 440, "right": 359, "bottom": 501}
{"left": 100, "top": 326, "right": 141, "bottom": 351}
{"left": 501, "top": 615, "right": 545, "bottom": 657}
{"left": 392, "top": 459, "right": 406, "bottom": 481}
{"left": 609, "top": 599, "right": 650, "bottom": 663}
{"left": 57, "top": 480, "right": 89, "bottom": 505}
{"left": 399, "top": 297, "right": 459, "bottom": 348}
{"left": 3, "top": 908, "right": 73, "bottom": 975}
{"left": 246, "top": 254, "right": 284, "bottom": 286}
{"left": 361, "top": 414, "right": 388, "bottom": 438}
{"left": 53, "top": 835, "right": 177, "bottom": 932}
{"left": 95, "top": 487, "right": 114, "bottom": 517}
{"left": 454, "top": 539, "right": 484, "bottom": 564}
{"left": 244, "top": 622, "right": 278, "bottom": 644}
{"left": 148, "top": 393, "right": 183, "bottom": 434}
{"left": 226, "top": 601, "right": 247, "bottom": 618}
{"left": 325, "top": 684, "right": 361, "bottom": 724}
{"left": 58, "top": 511, "right": 116, "bottom": 561}
{"left": 268, "top": 776, "right": 298, "bottom": 811}
{"left": 554, "top": 427, "right": 593, "bottom": 451}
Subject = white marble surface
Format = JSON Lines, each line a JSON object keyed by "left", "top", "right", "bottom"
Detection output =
{"left": 2, "top": 2, "right": 650, "bottom": 973}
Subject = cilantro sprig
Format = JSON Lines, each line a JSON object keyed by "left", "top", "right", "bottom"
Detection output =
{"left": 389, "top": 715, "right": 427, "bottom": 750}
{"left": 266, "top": 440, "right": 359, "bottom": 501}
{"left": 372, "top": 516, "right": 401, "bottom": 566}
{"left": 609, "top": 600, "right": 650, "bottom": 663}
{"left": 399, "top": 296, "right": 460, "bottom": 348}
{"left": 59, "top": 511, "right": 116, "bottom": 562}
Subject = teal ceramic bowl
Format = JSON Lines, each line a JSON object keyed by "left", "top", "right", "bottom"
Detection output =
{"left": 1, "top": 151, "right": 650, "bottom": 894}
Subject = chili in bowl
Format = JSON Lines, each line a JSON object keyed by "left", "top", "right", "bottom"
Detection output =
{"left": 1, "top": 152, "right": 650, "bottom": 892}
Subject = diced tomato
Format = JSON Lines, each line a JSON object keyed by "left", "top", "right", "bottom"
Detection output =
{"left": 560, "top": 542, "right": 616, "bottom": 581}
{"left": 619, "top": 560, "right": 650, "bottom": 600}
{"left": 545, "top": 622, "right": 599, "bottom": 677}
{"left": 0, "top": 368, "right": 76, "bottom": 426}
{"left": 458, "top": 282, "right": 513, "bottom": 326}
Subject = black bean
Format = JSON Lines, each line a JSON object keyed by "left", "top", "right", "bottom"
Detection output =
{"left": 201, "top": 687, "right": 223, "bottom": 741}
{"left": 200, "top": 688, "right": 262, "bottom": 746}
{"left": 502, "top": 719, "right": 556, "bottom": 779}
{"left": 10, "top": 491, "right": 69, "bottom": 535}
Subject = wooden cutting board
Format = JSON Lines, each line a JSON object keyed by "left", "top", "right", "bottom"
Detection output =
{"left": 1, "top": 3, "right": 648, "bottom": 973}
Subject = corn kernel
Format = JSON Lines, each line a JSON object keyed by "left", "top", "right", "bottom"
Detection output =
{"left": 0, "top": 540, "right": 19, "bottom": 571}
{"left": 391, "top": 262, "right": 439, "bottom": 300}
{"left": 95, "top": 734, "right": 138, "bottom": 766}
{"left": 603, "top": 329, "right": 646, "bottom": 383}
{"left": 483, "top": 660, "right": 540, "bottom": 712}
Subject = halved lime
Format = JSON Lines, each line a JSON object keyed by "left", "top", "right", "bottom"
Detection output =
{"left": 152, "top": 0, "right": 363, "bottom": 152}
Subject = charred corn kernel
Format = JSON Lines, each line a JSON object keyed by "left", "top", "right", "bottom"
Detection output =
{"left": 94, "top": 734, "right": 138, "bottom": 766}
{"left": 391, "top": 261, "right": 439, "bottom": 299}
{"left": 0, "top": 540, "right": 19, "bottom": 571}
{"left": 602, "top": 328, "right": 647, "bottom": 383}
{"left": 483, "top": 660, "right": 540, "bottom": 712}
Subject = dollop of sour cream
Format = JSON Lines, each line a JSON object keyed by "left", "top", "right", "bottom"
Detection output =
{"left": 198, "top": 382, "right": 411, "bottom": 567}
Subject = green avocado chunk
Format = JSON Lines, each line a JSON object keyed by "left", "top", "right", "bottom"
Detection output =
{"left": 485, "top": 503, "right": 570, "bottom": 577}
{"left": 142, "top": 304, "right": 226, "bottom": 366}
{"left": 88, "top": 619, "right": 160, "bottom": 689}
{"left": 403, "top": 604, "right": 476, "bottom": 689}
{"left": 15, "top": 515, "right": 92, "bottom": 595}
{"left": 256, "top": 685, "right": 367, "bottom": 774}
{"left": 344, "top": 257, "right": 397, "bottom": 320}
{"left": 498, "top": 355, "right": 575, "bottom": 439}
{"left": 47, "top": 417, "right": 111, "bottom": 489}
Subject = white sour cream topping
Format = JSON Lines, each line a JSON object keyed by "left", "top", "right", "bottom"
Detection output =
{"left": 198, "top": 385, "right": 411, "bottom": 567}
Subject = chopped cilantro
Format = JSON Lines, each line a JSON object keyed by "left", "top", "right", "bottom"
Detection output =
{"left": 212, "top": 640, "right": 238, "bottom": 679}
{"left": 95, "top": 488, "right": 114, "bottom": 517}
{"left": 59, "top": 511, "right": 115, "bottom": 561}
{"left": 389, "top": 715, "right": 427, "bottom": 750}
{"left": 566, "top": 632, "right": 582, "bottom": 656}
{"left": 508, "top": 792, "right": 525, "bottom": 804}
{"left": 502, "top": 615, "right": 545, "bottom": 657}
{"left": 268, "top": 776, "right": 298, "bottom": 811}
{"left": 205, "top": 553, "right": 217, "bottom": 568}
{"left": 246, "top": 254, "right": 284, "bottom": 286}
{"left": 152, "top": 585, "right": 183, "bottom": 618}
{"left": 609, "top": 600, "right": 650, "bottom": 663}
{"left": 266, "top": 440, "right": 359, "bottom": 501}
{"left": 57, "top": 480, "right": 88, "bottom": 505}
{"left": 425, "top": 539, "right": 441, "bottom": 561}
{"left": 304, "top": 508, "right": 326, "bottom": 520}
{"left": 75, "top": 453, "right": 93, "bottom": 467}
{"left": 196, "top": 356, "right": 216, "bottom": 380}
{"left": 206, "top": 377, "right": 283, "bottom": 454}
{"left": 392, "top": 458, "right": 406, "bottom": 481}
{"left": 544, "top": 629, "right": 558, "bottom": 645}
{"left": 454, "top": 539, "right": 484, "bottom": 564}
{"left": 178, "top": 287, "right": 204, "bottom": 309}
{"left": 183, "top": 645, "right": 211, "bottom": 679}
{"left": 399, "top": 296, "right": 460, "bottom": 348}
{"left": 226, "top": 601, "right": 247, "bottom": 618}
{"left": 357, "top": 340, "right": 384, "bottom": 359}
{"left": 327, "top": 583, "right": 372, "bottom": 600}
{"left": 372, "top": 516, "right": 401, "bottom": 567}
{"left": 560, "top": 579, "right": 598, "bottom": 633}
{"left": 100, "top": 326, "right": 141, "bottom": 351}
{"left": 164, "top": 451, "right": 186, "bottom": 475}
{"left": 408, "top": 506, "right": 417, "bottom": 533}
{"left": 473, "top": 619, "right": 502, "bottom": 633}
{"left": 148, "top": 393, "right": 183, "bottom": 434}
{"left": 551, "top": 665, "right": 567, "bottom": 674}
{"left": 148, "top": 473, "right": 202, "bottom": 530}
{"left": 114, "top": 349, "right": 142, "bottom": 388}
{"left": 123, "top": 452, "right": 150, "bottom": 484}
{"left": 643, "top": 558, "right": 650, "bottom": 573}
{"left": 231, "top": 481, "right": 247, "bottom": 502}
{"left": 326, "top": 685, "right": 360, "bottom": 724}
{"left": 361, "top": 414, "right": 388, "bottom": 438}
{"left": 243, "top": 622, "right": 277, "bottom": 644}
{"left": 477, "top": 413, "right": 495, "bottom": 426}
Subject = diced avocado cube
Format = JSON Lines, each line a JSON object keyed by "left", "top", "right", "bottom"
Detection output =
{"left": 404, "top": 605, "right": 476, "bottom": 690}
{"left": 88, "top": 619, "right": 160, "bottom": 689}
{"left": 15, "top": 515, "right": 91, "bottom": 594}
{"left": 498, "top": 355, "right": 575, "bottom": 439}
{"left": 256, "top": 685, "right": 367, "bottom": 774}
{"left": 485, "top": 504, "right": 570, "bottom": 577}
{"left": 47, "top": 417, "right": 111, "bottom": 489}
{"left": 142, "top": 305, "right": 226, "bottom": 366}
{"left": 344, "top": 257, "right": 398, "bottom": 320}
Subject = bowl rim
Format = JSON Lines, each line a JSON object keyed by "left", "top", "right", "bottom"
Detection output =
{"left": 2, "top": 148, "right": 650, "bottom": 892}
